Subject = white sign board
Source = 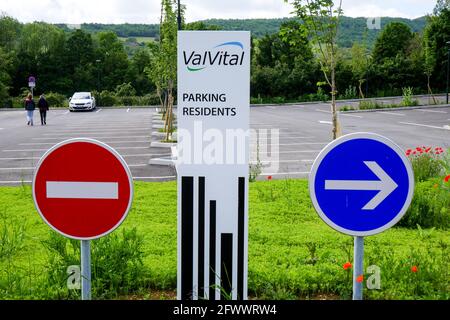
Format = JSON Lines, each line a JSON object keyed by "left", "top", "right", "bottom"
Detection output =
{"left": 177, "top": 31, "right": 250, "bottom": 300}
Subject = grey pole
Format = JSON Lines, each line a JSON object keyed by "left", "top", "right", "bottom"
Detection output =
{"left": 177, "top": 0, "right": 182, "bottom": 31}
{"left": 352, "top": 236, "right": 364, "bottom": 300}
{"left": 81, "top": 240, "right": 91, "bottom": 300}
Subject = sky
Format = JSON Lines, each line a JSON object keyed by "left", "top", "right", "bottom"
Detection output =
{"left": 0, "top": 0, "right": 438, "bottom": 24}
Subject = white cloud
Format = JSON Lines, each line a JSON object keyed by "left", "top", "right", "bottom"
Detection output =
{"left": 1, "top": 0, "right": 437, "bottom": 24}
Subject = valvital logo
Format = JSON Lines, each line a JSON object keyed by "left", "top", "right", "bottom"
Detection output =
{"left": 183, "top": 41, "right": 245, "bottom": 72}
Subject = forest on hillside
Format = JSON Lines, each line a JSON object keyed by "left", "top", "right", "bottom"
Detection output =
{"left": 55, "top": 16, "right": 427, "bottom": 48}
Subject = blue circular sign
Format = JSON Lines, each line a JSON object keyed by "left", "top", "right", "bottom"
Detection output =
{"left": 309, "top": 133, "right": 414, "bottom": 236}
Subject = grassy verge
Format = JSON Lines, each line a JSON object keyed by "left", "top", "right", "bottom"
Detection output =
{"left": 0, "top": 180, "right": 448, "bottom": 300}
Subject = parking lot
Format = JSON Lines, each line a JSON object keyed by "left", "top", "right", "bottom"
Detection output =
{"left": 0, "top": 104, "right": 448, "bottom": 185}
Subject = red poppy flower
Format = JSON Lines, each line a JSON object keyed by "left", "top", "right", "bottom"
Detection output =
{"left": 343, "top": 262, "right": 352, "bottom": 270}
{"left": 267, "top": 175, "right": 272, "bottom": 180}
{"left": 425, "top": 147, "right": 431, "bottom": 153}
{"left": 411, "top": 266, "right": 418, "bottom": 273}
{"left": 444, "top": 175, "right": 450, "bottom": 183}
{"left": 356, "top": 275, "right": 364, "bottom": 283}
{"left": 416, "top": 147, "right": 422, "bottom": 152}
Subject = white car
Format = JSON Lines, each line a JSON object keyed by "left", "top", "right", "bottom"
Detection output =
{"left": 69, "top": 92, "right": 96, "bottom": 111}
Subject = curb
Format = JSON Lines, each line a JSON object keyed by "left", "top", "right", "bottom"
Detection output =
{"left": 339, "top": 104, "right": 450, "bottom": 114}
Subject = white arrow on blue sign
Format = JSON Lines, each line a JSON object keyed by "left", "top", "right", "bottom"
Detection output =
{"left": 309, "top": 133, "right": 414, "bottom": 236}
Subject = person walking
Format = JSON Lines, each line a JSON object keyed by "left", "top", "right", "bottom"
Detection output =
{"left": 24, "top": 93, "right": 35, "bottom": 126}
{"left": 38, "top": 94, "right": 49, "bottom": 125}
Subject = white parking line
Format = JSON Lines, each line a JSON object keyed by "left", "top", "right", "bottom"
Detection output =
{"left": 96, "top": 108, "right": 102, "bottom": 113}
{"left": 20, "top": 141, "right": 149, "bottom": 145}
{"left": 127, "top": 108, "right": 130, "bottom": 112}
{"left": 376, "top": 111, "right": 405, "bottom": 116}
{"left": 128, "top": 164, "right": 148, "bottom": 167}
{"left": 340, "top": 113, "right": 363, "bottom": 118}
{"left": 252, "top": 150, "right": 321, "bottom": 154}
{"left": 3, "top": 146, "right": 149, "bottom": 152}
{"left": 316, "top": 109, "right": 330, "bottom": 114}
{"left": 415, "top": 109, "right": 447, "bottom": 114}
{"left": 251, "top": 136, "right": 314, "bottom": 140}
{"left": 0, "top": 157, "right": 40, "bottom": 161}
{"left": 251, "top": 159, "right": 313, "bottom": 164}
{"left": 44, "top": 128, "right": 150, "bottom": 133}
{"left": 319, "top": 120, "right": 332, "bottom": 124}
{"left": 63, "top": 111, "right": 70, "bottom": 115}
{"left": 399, "top": 122, "right": 450, "bottom": 131}
{"left": 0, "top": 167, "right": 34, "bottom": 170}
{"left": 255, "top": 142, "right": 328, "bottom": 146}
{"left": 32, "top": 136, "right": 151, "bottom": 140}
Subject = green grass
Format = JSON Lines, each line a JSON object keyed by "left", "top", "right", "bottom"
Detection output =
{"left": 0, "top": 180, "right": 448, "bottom": 299}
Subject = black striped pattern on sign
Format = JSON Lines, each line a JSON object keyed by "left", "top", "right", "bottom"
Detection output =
{"left": 221, "top": 233, "right": 233, "bottom": 300}
{"left": 198, "top": 177, "right": 205, "bottom": 299}
{"left": 209, "top": 200, "right": 216, "bottom": 300}
{"left": 181, "top": 176, "right": 193, "bottom": 300}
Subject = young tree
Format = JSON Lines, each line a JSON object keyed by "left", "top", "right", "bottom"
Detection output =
{"left": 350, "top": 41, "right": 370, "bottom": 99}
{"left": 286, "top": 0, "right": 343, "bottom": 139}
{"left": 147, "top": 0, "right": 180, "bottom": 141}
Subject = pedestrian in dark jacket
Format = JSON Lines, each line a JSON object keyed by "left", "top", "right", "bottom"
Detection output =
{"left": 38, "top": 94, "right": 49, "bottom": 125}
{"left": 24, "top": 93, "right": 35, "bottom": 126}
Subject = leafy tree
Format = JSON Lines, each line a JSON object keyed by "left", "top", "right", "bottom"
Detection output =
{"left": 350, "top": 40, "right": 371, "bottom": 99}
{"left": 0, "top": 47, "right": 13, "bottom": 106}
{"left": 0, "top": 14, "right": 21, "bottom": 51}
{"left": 252, "top": 20, "right": 316, "bottom": 98}
{"left": 184, "top": 21, "right": 222, "bottom": 31}
{"left": 433, "top": 0, "right": 450, "bottom": 15}
{"left": 287, "top": 0, "right": 344, "bottom": 139}
{"left": 372, "top": 22, "right": 413, "bottom": 63}
{"left": 126, "top": 48, "right": 154, "bottom": 95}
{"left": 147, "top": 0, "right": 179, "bottom": 141}
{"left": 423, "top": 8, "right": 450, "bottom": 91}
{"left": 96, "top": 31, "right": 129, "bottom": 91}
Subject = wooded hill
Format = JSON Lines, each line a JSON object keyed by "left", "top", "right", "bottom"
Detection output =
{"left": 55, "top": 16, "right": 427, "bottom": 48}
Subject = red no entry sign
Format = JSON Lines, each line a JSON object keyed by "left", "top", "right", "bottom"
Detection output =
{"left": 33, "top": 139, "right": 133, "bottom": 240}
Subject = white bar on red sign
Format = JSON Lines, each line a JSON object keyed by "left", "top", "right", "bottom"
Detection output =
{"left": 46, "top": 182, "right": 119, "bottom": 199}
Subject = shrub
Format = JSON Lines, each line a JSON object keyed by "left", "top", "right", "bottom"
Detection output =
{"left": 401, "top": 87, "right": 419, "bottom": 107}
{"left": 96, "top": 90, "right": 117, "bottom": 107}
{"left": 115, "top": 82, "right": 137, "bottom": 97}
{"left": 406, "top": 147, "right": 447, "bottom": 182}
{"left": 43, "top": 227, "right": 147, "bottom": 299}
{"left": 340, "top": 85, "right": 358, "bottom": 100}
{"left": 45, "top": 92, "right": 67, "bottom": 108}
{"left": 359, "top": 100, "right": 384, "bottom": 110}
{"left": 398, "top": 178, "right": 450, "bottom": 229}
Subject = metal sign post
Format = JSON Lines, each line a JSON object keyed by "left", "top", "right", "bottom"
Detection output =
{"left": 352, "top": 236, "right": 364, "bottom": 300}
{"left": 81, "top": 240, "right": 91, "bottom": 300}
{"left": 309, "top": 133, "right": 414, "bottom": 300}
{"left": 33, "top": 139, "right": 134, "bottom": 301}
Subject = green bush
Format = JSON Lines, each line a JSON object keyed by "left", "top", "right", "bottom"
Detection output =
{"left": 43, "top": 227, "right": 147, "bottom": 299}
{"left": 359, "top": 100, "right": 384, "bottom": 109}
{"left": 401, "top": 87, "right": 419, "bottom": 107}
{"left": 45, "top": 92, "right": 67, "bottom": 108}
{"left": 340, "top": 85, "right": 358, "bottom": 100}
{"left": 398, "top": 179, "right": 450, "bottom": 229}
{"left": 407, "top": 147, "right": 448, "bottom": 182}
{"left": 115, "top": 82, "right": 136, "bottom": 97}
{"left": 96, "top": 90, "right": 117, "bottom": 107}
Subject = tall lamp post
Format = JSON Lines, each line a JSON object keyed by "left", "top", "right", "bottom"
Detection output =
{"left": 177, "top": 0, "right": 182, "bottom": 31}
{"left": 446, "top": 41, "right": 450, "bottom": 105}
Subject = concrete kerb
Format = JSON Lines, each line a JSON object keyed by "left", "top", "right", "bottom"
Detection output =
{"left": 339, "top": 103, "right": 450, "bottom": 114}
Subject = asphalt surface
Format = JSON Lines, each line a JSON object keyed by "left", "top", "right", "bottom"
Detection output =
{"left": 0, "top": 102, "right": 448, "bottom": 185}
